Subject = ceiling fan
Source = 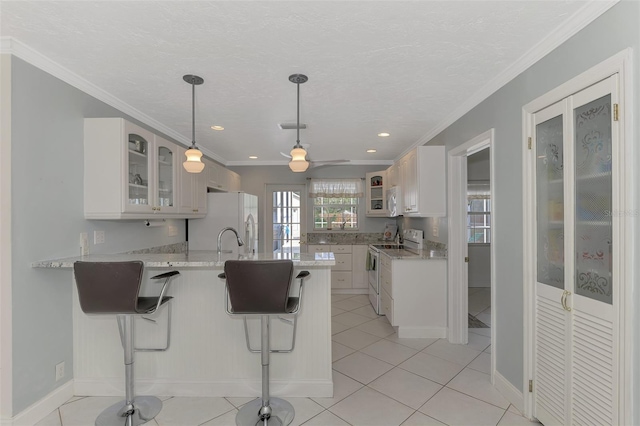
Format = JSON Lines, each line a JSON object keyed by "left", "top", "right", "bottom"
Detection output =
{"left": 279, "top": 144, "right": 349, "bottom": 169}
{"left": 283, "top": 74, "right": 348, "bottom": 172}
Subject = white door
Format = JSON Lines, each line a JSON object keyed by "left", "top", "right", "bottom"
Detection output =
{"left": 532, "top": 75, "right": 619, "bottom": 425}
{"left": 265, "top": 184, "right": 305, "bottom": 256}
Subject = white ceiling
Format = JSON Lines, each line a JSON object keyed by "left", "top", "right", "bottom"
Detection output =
{"left": 1, "top": 1, "right": 601, "bottom": 166}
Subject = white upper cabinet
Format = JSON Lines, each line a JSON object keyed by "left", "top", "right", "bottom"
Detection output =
{"left": 397, "top": 146, "right": 446, "bottom": 217}
{"left": 365, "top": 170, "right": 388, "bottom": 216}
{"left": 84, "top": 118, "right": 204, "bottom": 219}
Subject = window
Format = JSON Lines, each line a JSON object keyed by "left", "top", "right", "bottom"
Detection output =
{"left": 467, "top": 181, "right": 491, "bottom": 243}
{"left": 309, "top": 179, "right": 363, "bottom": 230}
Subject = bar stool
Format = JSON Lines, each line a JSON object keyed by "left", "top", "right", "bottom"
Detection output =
{"left": 218, "top": 260, "right": 310, "bottom": 426}
{"left": 73, "top": 261, "right": 180, "bottom": 426}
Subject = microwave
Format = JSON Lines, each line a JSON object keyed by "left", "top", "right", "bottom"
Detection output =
{"left": 386, "top": 186, "right": 403, "bottom": 217}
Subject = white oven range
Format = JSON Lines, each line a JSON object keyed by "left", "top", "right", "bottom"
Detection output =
{"left": 368, "top": 229, "right": 424, "bottom": 315}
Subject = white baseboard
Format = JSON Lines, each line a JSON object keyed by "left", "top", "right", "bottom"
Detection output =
{"left": 74, "top": 378, "right": 334, "bottom": 398}
{"left": 7, "top": 380, "right": 74, "bottom": 426}
{"left": 397, "top": 326, "right": 447, "bottom": 339}
{"left": 493, "top": 371, "right": 524, "bottom": 415}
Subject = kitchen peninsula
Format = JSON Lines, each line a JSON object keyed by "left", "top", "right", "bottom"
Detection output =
{"left": 33, "top": 251, "right": 335, "bottom": 398}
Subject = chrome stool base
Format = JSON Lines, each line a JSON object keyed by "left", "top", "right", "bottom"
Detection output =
{"left": 96, "top": 396, "right": 162, "bottom": 426}
{"left": 235, "top": 398, "right": 294, "bottom": 426}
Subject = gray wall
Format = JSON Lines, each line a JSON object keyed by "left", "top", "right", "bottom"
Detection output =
{"left": 10, "top": 57, "right": 186, "bottom": 414}
{"left": 229, "top": 164, "right": 393, "bottom": 252}
{"left": 421, "top": 0, "right": 639, "bottom": 397}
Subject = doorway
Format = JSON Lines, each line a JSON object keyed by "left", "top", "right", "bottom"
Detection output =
{"left": 447, "top": 130, "right": 496, "bottom": 381}
{"left": 265, "top": 184, "right": 305, "bottom": 257}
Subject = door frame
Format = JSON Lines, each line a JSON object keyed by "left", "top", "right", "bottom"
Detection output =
{"left": 522, "top": 48, "right": 633, "bottom": 422}
{"left": 447, "top": 129, "right": 495, "bottom": 382}
{"left": 264, "top": 184, "right": 306, "bottom": 255}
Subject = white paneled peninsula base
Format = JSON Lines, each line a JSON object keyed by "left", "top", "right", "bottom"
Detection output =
{"left": 33, "top": 251, "right": 335, "bottom": 398}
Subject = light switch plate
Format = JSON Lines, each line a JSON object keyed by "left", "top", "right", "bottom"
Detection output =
{"left": 432, "top": 226, "right": 439, "bottom": 237}
{"left": 80, "top": 232, "right": 89, "bottom": 255}
{"left": 168, "top": 225, "right": 178, "bottom": 237}
{"left": 94, "top": 230, "right": 105, "bottom": 244}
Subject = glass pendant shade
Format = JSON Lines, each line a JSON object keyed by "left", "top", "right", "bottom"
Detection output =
{"left": 289, "top": 147, "right": 309, "bottom": 172}
{"left": 183, "top": 147, "right": 205, "bottom": 173}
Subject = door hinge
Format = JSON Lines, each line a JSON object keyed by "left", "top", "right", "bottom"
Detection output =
{"left": 527, "top": 137, "right": 532, "bottom": 150}
{"left": 529, "top": 380, "right": 533, "bottom": 392}
{"left": 465, "top": 256, "right": 469, "bottom": 263}
{"left": 613, "top": 103, "right": 619, "bottom": 121}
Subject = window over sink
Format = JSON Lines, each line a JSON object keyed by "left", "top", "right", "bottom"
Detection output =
{"left": 309, "top": 179, "right": 363, "bottom": 231}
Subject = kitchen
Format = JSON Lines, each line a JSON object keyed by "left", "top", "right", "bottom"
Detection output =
{"left": 2, "top": 1, "right": 639, "bottom": 426}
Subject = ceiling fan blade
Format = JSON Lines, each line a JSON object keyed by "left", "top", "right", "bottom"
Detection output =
{"left": 309, "top": 159, "right": 349, "bottom": 168}
{"left": 280, "top": 151, "right": 292, "bottom": 159}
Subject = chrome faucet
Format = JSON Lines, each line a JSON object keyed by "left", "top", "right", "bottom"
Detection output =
{"left": 217, "top": 227, "right": 245, "bottom": 255}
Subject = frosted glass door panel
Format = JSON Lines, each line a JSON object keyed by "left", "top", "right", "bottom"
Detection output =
{"left": 536, "top": 114, "right": 564, "bottom": 289}
{"left": 574, "top": 94, "right": 612, "bottom": 304}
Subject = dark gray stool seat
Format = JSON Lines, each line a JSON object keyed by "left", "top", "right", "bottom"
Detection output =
{"left": 73, "top": 261, "right": 179, "bottom": 426}
{"left": 219, "top": 260, "right": 310, "bottom": 426}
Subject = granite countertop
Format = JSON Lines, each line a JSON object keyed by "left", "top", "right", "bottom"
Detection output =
{"left": 32, "top": 250, "right": 335, "bottom": 269}
{"left": 378, "top": 247, "right": 447, "bottom": 260}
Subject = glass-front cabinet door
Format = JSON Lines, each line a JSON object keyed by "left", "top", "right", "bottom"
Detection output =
{"left": 125, "top": 122, "right": 154, "bottom": 214}
{"left": 155, "top": 137, "right": 178, "bottom": 214}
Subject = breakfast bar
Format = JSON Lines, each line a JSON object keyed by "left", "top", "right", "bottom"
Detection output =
{"left": 33, "top": 251, "right": 335, "bottom": 398}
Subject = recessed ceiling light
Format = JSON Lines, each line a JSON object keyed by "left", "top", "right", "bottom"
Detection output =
{"left": 211, "top": 125, "right": 224, "bottom": 131}
{"left": 249, "top": 156, "right": 258, "bottom": 159}
{"left": 378, "top": 132, "right": 390, "bottom": 137}
{"left": 367, "top": 149, "right": 377, "bottom": 153}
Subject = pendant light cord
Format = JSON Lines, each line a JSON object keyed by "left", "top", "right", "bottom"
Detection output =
{"left": 191, "top": 79, "right": 196, "bottom": 148}
{"left": 296, "top": 81, "right": 301, "bottom": 146}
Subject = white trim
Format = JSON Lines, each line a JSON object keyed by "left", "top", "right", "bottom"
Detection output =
{"left": 521, "top": 49, "right": 633, "bottom": 423}
{"left": 0, "top": 37, "right": 225, "bottom": 165}
{"left": 447, "top": 129, "right": 496, "bottom": 390}
{"left": 227, "top": 160, "right": 394, "bottom": 167}
{"left": 4, "top": 381, "right": 73, "bottom": 426}
{"left": 73, "top": 378, "right": 333, "bottom": 398}
{"left": 396, "top": 0, "right": 619, "bottom": 161}
{"left": 0, "top": 53, "right": 12, "bottom": 421}
{"left": 396, "top": 326, "right": 447, "bottom": 339}
{"left": 494, "top": 371, "right": 525, "bottom": 417}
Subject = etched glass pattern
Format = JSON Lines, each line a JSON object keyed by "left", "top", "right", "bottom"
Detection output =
{"left": 536, "top": 115, "right": 564, "bottom": 289}
{"left": 574, "top": 95, "right": 612, "bottom": 304}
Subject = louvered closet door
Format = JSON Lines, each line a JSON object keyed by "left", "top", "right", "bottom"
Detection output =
{"left": 533, "top": 100, "right": 571, "bottom": 426}
{"left": 533, "top": 74, "right": 619, "bottom": 426}
{"left": 567, "top": 76, "right": 618, "bottom": 426}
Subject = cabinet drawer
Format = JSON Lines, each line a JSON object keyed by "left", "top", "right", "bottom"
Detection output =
{"left": 333, "top": 254, "right": 352, "bottom": 271}
{"left": 331, "top": 245, "right": 352, "bottom": 254}
{"left": 308, "top": 245, "right": 331, "bottom": 253}
{"left": 380, "top": 265, "right": 393, "bottom": 297}
{"left": 380, "top": 253, "right": 392, "bottom": 270}
{"left": 381, "top": 287, "right": 394, "bottom": 324}
{"left": 331, "top": 271, "right": 352, "bottom": 289}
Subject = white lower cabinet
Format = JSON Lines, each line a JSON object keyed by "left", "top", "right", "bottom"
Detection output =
{"left": 307, "top": 244, "right": 368, "bottom": 291}
{"left": 380, "top": 252, "right": 447, "bottom": 338}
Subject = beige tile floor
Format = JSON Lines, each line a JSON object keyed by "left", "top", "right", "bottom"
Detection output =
{"left": 35, "top": 292, "right": 539, "bottom": 426}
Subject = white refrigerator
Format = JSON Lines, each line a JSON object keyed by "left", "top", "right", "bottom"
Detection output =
{"left": 188, "top": 192, "right": 259, "bottom": 255}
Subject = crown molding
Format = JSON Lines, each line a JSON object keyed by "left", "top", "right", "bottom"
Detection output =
{"left": 0, "top": 37, "right": 226, "bottom": 165}
{"left": 227, "top": 159, "right": 393, "bottom": 167}
{"left": 395, "top": 0, "right": 620, "bottom": 161}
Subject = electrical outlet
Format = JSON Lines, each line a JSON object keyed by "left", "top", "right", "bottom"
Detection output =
{"left": 94, "top": 230, "right": 105, "bottom": 244}
{"left": 80, "top": 232, "right": 89, "bottom": 256}
{"left": 168, "top": 225, "right": 178, "bottom": 237}
{"left": 55, "top": 361, "right": 65, "bottom": 381}
{"left": 432, "top": 226, "right": 439, "bottom": 237}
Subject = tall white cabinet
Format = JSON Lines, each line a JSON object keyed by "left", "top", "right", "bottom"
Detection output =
{"left": 528, "top": 74, "right": 624, "bottom": 426}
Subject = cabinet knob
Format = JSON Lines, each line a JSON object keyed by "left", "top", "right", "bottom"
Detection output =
{"left": 157, "top": 207, "right": 161, "bottom": 211}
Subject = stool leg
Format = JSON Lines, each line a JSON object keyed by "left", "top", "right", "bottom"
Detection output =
{"left": 235, "top": 316, "right": 295, "bottom": 426}
{"left": 95, "top": 315, "right": 162, "bottom": 426}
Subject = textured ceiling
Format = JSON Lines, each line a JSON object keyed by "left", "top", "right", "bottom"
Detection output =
{"left": 1, "top": 1, "right": 591, "bottom": 165}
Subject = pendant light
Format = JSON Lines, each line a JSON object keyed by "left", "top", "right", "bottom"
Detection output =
{"left": 288, "top": 74, "right": 309, "bottom": 173}
{"left": 182, "top": 74, "right": 205, "bottom": 173}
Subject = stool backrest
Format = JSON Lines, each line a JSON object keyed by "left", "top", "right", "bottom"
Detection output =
{"left": 224, "top": 260, "right": 294, "bottom": 314}
{"left": 73, "top": 261, "right": 144, "bottom": 314}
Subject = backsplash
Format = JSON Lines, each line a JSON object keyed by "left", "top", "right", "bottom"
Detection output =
{"left": 304, "top": 233, "right": 386, "bottom": 245}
